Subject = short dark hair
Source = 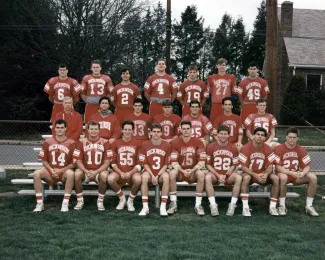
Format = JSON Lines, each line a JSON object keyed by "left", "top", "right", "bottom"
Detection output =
{"left": 256, "top": 98, "right": 266, "bottom": 105}
{"left": 286, "top": 127, "right": 299, "bottom": 137}
{"left": 55, "top": 119, "right": 67, "bottom": 128}
{"left": 122, "top": 120, "right": 134, "bottom": 130}
{"left": 99, "top": 96, "right": 110, "bottom": 105}
{"left": 121, "top": 68, "right": 131, "bottom": 74}
{"left": 188, "top": 64, "right": 198, "bottom": 71}
{"left": 58, "top": 64, "right": 68, "bottom": 69}
{"left": 87, "top": 120, "right": 100, "bottom": 129}
{"left": 151, "top": 123, "right": 162, "bottom": 131}
{"left": 248, "top": 61, "right": 258, "bottom": 68}
{"left": 91, "top": 60, "right": 102, "bottom": 66}
{"left": 133, "top": 98, "right": 143, "bottom": 105}
{"left": 180, "top": 121, "right": 192, "bottom": 128}
{"left": 217, "top": 58, "right": 227, "bottom": 65}
{"left": 162, "top": 99, "right": 173, "bottom": 107}
{"left": 254, "top": 127, "right": 267, "bottom": 137}
{"left": 156, "top": 59, "right": 166, "bottom": 65}
{"left": 222, "top": 97, "right": 232, "bottom": 105}
{"left": 217, "top": 124, "right": 230, "bottom": 134}
{"left": 189, "top": 100, "right": 201, "bottom": 108}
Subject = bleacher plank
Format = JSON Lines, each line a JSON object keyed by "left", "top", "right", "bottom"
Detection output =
{"left": 23, "top": 162, "right": 42, "bottom": 168}
{"left": 33, "top": 148, "right": 41, "bottom": 153}
{"left": 42, "top": 134, "right": 85, "bottom": 140}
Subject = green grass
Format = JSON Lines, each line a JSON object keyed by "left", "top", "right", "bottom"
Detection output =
{"left": 0, "top": 172, "right": 325, "bottom": 260}
{"left": 276, "top": 127, "right": 325, "bottom": 146}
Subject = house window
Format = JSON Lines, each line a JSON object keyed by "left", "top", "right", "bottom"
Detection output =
{"left": 306, "top": 74, "right": 322, "bottom": 89}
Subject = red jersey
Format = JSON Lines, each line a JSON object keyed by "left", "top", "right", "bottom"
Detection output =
{"left": 44, "top": 77, "right": 81, "bottom": 104}
{"left": 88, "top": 112, "right": 121, "bottom": 140}
{"left": 38, "top": 137, "right": 75, "bottom": 168}
{"left": 243, "top": 113, "right": 278, "bottom": 136}
{"left": 212, "top": 113, "right": 242, "bottom": 143}
{"left": 123, "top": 113, "right": 152, "bottom": 140}
{"left": 182, "top": 114, "right": 213, "bottom": 138}
{"left": 239, "top": 142, "right": 275, "bottom": 174}
{"left": 177, "top": 79, "right": 209, "bottom": 105}
{"left": 206, "top": 142, "right": 239, "bottom": 174}
{"left": 139, "top": 140, "right": 171, "bottom": 176}
{"left": 274, "top": 143, "right": 311, "bottom": 171}
{"left": 81, "top": 74, "right": 113, "bottom": 104}
{"left": 108, "top": 138, "right": 141, "bottom": 172}
{"left": 111, "top": 83, "right": 141, "bottom": 109}
{"left": 237, "top": 77, "right": 270, "bottom": 102}
{"left": 144, "top": 73, "right": 178, "bottom": 100}
{"left": 54, "top": 110, "right": 83, "bottom": 141}
{"left": 73, "top": 138, "right": 110, "bottom": 170}
{"left": 170, "top": 137, "right": 206, "bottom": 170}
{"left": 153, "top": 113, "right": 181, "bottom": 140}
{"left": 207, "top": 74, "right": 237, "bottom": 104}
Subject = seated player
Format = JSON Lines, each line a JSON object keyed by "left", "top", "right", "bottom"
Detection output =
{"left": 33, "top": 119, "right": 75, "bottom": 212}
{"left": 205, "top": 125, "right": 242, "bottom": 216}
{"left": 73, "top": 121, "right": 110, "bottom": 211}
{"left": 182, "top": 100, "right": 215, "bottom": 146}
{"left": 138, "top": 123, "right": 171, "bottom": 216}
{"left": 274, "top": 127, "right": 319, "bottom": 216}
{"left": 123, "top": 98, "right": 151, "bottom": 145}
{"left": 168, "top": 121, "right": 206, "bottom": 215}
{"left": 87, "top": 96, "right": 120, "bottom": 143}
{"left": 212, "top": 97, "right": 243, "bottom": 150}
{"left": 239, "top": 127, "right": 279, "bottom": 216}
{"left": 244, "top": 98, "right": 278, "bottom": 149}
{"left": 107, "top": 120, "right": 142, "bottom": 211}
{"left": 153, "top": 100, "right": 181, "bottom": 143}
{"left": 53, "top": 96, "right": 83, "bottom": 141}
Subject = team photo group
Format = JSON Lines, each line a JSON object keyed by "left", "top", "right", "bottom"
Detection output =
{"left": 35, "top": 57, "right": 319, "bottom": 218}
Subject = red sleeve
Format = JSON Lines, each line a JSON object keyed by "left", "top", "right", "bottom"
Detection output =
{"left": 112, "top": 116, "right": 121, "bottom": 139}
{"left": 164, "top": 144, "right": 171, "bottom": 165}
{"left": 243, "top": 114, "right": 254, "bottom": 130}
{"left": 107, "top": 142, "right": 116, "bottom": 163}
{"left": 206, "top": 143, "right": 213, "bottom": 166}
{"left": 237, "top": 79, "right": 244, "bottom": 97}
{"left": 238, "top": 145, "right": 249, "bottom": 167}
{"left": 177, "top": 83, "right": 185, "bottom": 102}
{"left": 231, "top": 75, "right": 237, "bottom": 94}
{"left": 44, "top": 78, "right": 55, "bottom": 95}
{"left": 38, "top": 141, "right": 49, "bottom": 161}
{"left": 237, "top": 117, "right": 243, "bottom": 136}
{"left": 232, "top": 145, "right": 239, "bottom": 166}
{"left": 70, "top": 113, "right": 83, "bottom": 141}
{"left": 274, "top": 146, "right": 283, "bottom": 166}
{"left": 203, "top": 117, "right": 214, "bottom": 135}
{"left": 144, "top": 76, "right": 153, "bottom": 94}
{"left": 260, "top": 78, "right": 270, "bottom": 97}
{"left": 170, "top": 76, "right": 178, "bottom": 91}
{"left": 170, "top": 140, "right": 179, "bottom": 163}
{"left": 270, "top": 115, "right": 278, "bottom": 129}
{"left": 72, "top": 141, "right": 83, "bottom": 161}
{"left": 196, "top": 139, "right": 206, "bottom": 162}
{"left": 201, "top": 81, "right": 209, "bottom": 100}
{"left": 265, "top": 146, "right": 275, "bottom": 168}
{"left": 81, "top": 76, "right": 88, "bottom": 94}
{"left": 138, "top": 146, "right": 147, "bottom": 165}
{"left": 134, "top": 85, "right": 141, "bottom": 99}
{"left": 298, "top": 146, "right": 311, "bottom": 168}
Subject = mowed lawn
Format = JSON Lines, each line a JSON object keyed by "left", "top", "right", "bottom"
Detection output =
{"left": 276, "top": 127, "right": 325, "bottom": 146}
{"left": 0, "top": 174, "right": 325, "bottom": 260}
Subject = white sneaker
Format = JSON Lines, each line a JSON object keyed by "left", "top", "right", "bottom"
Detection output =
{"left": 97, "top": 201, "right": 105, "bottom": 211}
{"left": 194, "top": 205, "right": 205, "bottom": 216}
{"left": 160, "top": 207, "right": 168, "bottom": 217}
{"left": 210, "top": 203, "right": 219, "bottom": 216}
{"left": 116, "top": 196, "right": 126, "bottom": 210}
{"left": 226, "top": 203, "right": 236, "bottom": 216}
{"left": 242, "top": 207, "right": 251, "bottom": 217}
{"left": 138, "top": 207, "right": 149, "bottom": 216}
{"left": 33, "top": 202, "right": 44, "bottom": 213}
{"left": 74, "top": 201, "right": 84, "bottom": 210}
{"left": 167, "top": 201, "right": 177, "bottom": 214}
{"left": 278, "top": 205, "right": 287, "bottom": 216}
{"left": 61, "top": 201, "right": 69, "bottom": 212}
{"left": 127, "top": 199, "right": 135, "bottom": 212}
{"left": 269, "top": 207, "right": 279, "bottom": 216}
{"left": 306, "top": 206, "right": 319, "bottom": 217}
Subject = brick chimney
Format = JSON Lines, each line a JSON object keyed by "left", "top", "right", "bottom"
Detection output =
{"left": 281, "top": 1, "right": 293, "bottom": 36}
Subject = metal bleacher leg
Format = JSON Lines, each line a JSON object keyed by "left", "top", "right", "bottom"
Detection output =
{"left": 155, "top": 185, "right": 160, "bottom": 209}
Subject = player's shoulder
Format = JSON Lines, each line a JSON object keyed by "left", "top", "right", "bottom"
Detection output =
{"left": 274, "top": 143, "right": 285, "bottom": 153}
{"left": 102, "top": 74, "right": 112, "bottom": 81}
{"left": 207, "top": 74, "right": 216, "bottom": 80}
{"left": 82, "top": 74, "right": 92, "bottom": 80}
{"left": 48, "top": 76, "right": 59, "bottom": 84}
{"left": 146, "top": 74, "right": 156, "bottom": 81}
{"left": 171, "top": 137, "right": 181, "bottom": 147}
{"left": 257, "top": 77, "right": 267, "bottom": 83}
{"left": 171, "top": 113, "right": 181, "bottom": 121}
{"left": 206, "top": 141, "right": 216, "bottom": 151}
{"left": 262, "top": 142, "right": 273, "bottom": 153}
{"left": 241, "top": 142, "right": 252, "bottom": 152}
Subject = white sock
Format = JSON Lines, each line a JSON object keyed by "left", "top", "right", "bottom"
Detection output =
{"left": 63, "top": 193, "right": 71, "bottom": 203}
{"left": 241, "top": 193, "right": 249, "bottom": 208}
{"left": 35, "top": 193, "right": 43, "bottom": 203}
{"left": 97, "top": 193, "right": 105, "bottom": 202}
{"left": 230, "top": 197, "right": 238, "bottom": 205}
{"left": 76, "top": 193, "right": 84, "bottom": 202}
{"left": 195, "top": 193, "right": 203, "bottom": 207}
{"left": 142, "top": 196, "right": 149, "bottom": 209}
{"left": 306, "top": 197, "right": 314, "bottom": 208}
{"left": 170, "top": 192, "right": 177, "bottom": 202}
{"left": 208, "top": 196, "right": 216, "bottom": 205}
{"left": 279, "top": 197, "right": 286, "bottom": 207}
{"left": 161, "top": 196, "right": 168, "bottom": 209}
{"left": 270, "top": 198, "right": 277, "bottom": 209}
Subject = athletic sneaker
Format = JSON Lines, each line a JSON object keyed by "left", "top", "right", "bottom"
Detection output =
{"left": 74, "top": 201, "right": 84, "bottom": 210}
{"left": 242, "top": 207, "right": 251, "bottom": 217}
{"left": 97, "top": 201, "right": 105, "bottom": 211}
{"left": 194, "top": 205, "right": 205, "bottom": 216}
{"left": 61, "top": 201, "right": 69, "bottom": 212}
{"left": 210, "top": 203, "right": 219, "bottom": 216}
{"left": 269, "top": 207, "right": 279, "bottom": 216}
{"left": 160, "top": 207, "right": 168, "bottom": 217}
{"left": 127, "top": 199, "right": 135, "bottom": 212}
{"left": 306, "top": 206, "right": 319, "bottom": 217}
{"left": 167, "top": 201, "right": 177, "bottom": 214}
{"left": 33, "top": 202, "right": 44, "bottom": 213}
{"left": 277, "top": 205, "right": 287, "bottom": 216}
{"left": 226, "top": 203, "right": 236, "bottom": 216}
{"left": 138, "top": 207, "right": 149, "bottom": 216}
{"left": 116, "top": 196, "right": 126, "bottom": 210}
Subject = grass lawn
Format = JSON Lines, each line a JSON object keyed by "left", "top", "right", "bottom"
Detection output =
{"left": 0, "top": 172, "right": 325, "bottom": 260}
{"left": 276, "top": 127, "right": 325, "bottom": 146}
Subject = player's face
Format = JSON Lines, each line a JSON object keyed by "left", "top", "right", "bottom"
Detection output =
{"left": 222, "top": 100, "right": 233, "bottom": 112}
{"left": 63, "top": 99, "right": 73, "bottom": 111}
{"left": 163, "top": 105, "right": 172, "bottom": 115}
{"left": 151, "top": 128, "right": 162, "bottom": 140}
{"left": 156, "top": 61, "right": 166, "bottom": 73}
{"left": 122, "top": 124, "right": 133, "bottom": 138}
{"left": 100, "top": 100, "right": 109, "bottom": 111}
{"left": 181, "top": 124, "right": 192, "bottom": 137}
{"left": 217, "top": 63, "right": 226, "bottom": 73}
{"left": 88, "top": 125, "right": 100, "bottom": 138}
{"left": 257, "top": 102, "right": 266, "bottom": 113}
{"left": 254, "top": 131, "right": 266, "bottom": 144}
{"left": 218, "top": 130, "right": 229, "bottom": 143}
{"left": 133, "top": 102, "right": 143, "bottom": 113}
{"left": 121, "top": 71, "right": 130, "bottom": 81}
{"left": 248, "top": 66, "right": 259, "bottom": 77}
{"left": 188, "top": 70, "right": 198, "bottom": 80}
{"left": 91, "top": 63, "right": 101, "bottom": 75}
{"left": 58, "top": 67, "right": 68, "bottom": 77}
{"left": 286, "top": 133, "right": 298, "bottom": 146}
{"left": 190, "top": 104, "right": 200, "bottom": 115}
{"left": 55, "top": 124, "right": 67, "bottom": 137}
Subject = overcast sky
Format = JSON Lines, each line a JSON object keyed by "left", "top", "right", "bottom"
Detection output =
{"left": 155, "top": 0, "right": 325, "bottom": 32}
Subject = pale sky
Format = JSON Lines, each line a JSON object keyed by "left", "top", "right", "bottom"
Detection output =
{"left": 151, "top": 0, "right": 325, "bottom": 32}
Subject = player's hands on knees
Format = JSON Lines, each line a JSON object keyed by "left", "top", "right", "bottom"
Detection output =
{"left": 108, "top": 138, "right": 115, "bottom": 144}
{"left": 183, "top": 169, "right": 192, "bottom": 177}
{"left": 259, "top": 173, "right": 267, "bottom": 184}
{"left": 236, "top": 142, "right": 243, "bottom": 149}
{"left": 218, "top": 174, "right": 226, "bottom": 183}
{"left": 296, "top": 171, "right": 303, "bottom": 178}
{"left": 88, "top": 170, "right": 98, "bottom": 180}
{"left": 51, "top": 168, "right": 60, "bottom": 179}
{"left": 151, "top": 175, "right": 158, "bottom": 185}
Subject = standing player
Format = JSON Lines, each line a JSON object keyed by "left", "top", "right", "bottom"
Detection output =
{"left": 81, "top": 60, "right": 113, "bottom": 123}
{"left": 123, "top": 98, "right": 151, "bottom": 144}
{"left": 239, "top": 127, "right": 279, "bottom": 216}
{"left": 205, "top": 125, "right": 242, "bottom": 216}
{"left": 237, "top": 62, "right": 270, "bottom": 123}
{"left": 207, "top": 58, "right": 237, "bottom": 123}
{"left": 87, "top": 97, "right": 120, "bottom": 143}
{"left": 33, "top": 119, "right": 75, "bottom": 212}
{"left": 243, "top": 98, "right": 278, "bottom": 148}
{"left": 274, "top": 127, "right": 319, "bottom": 216}
{"left": 107, "top": 121, "right": 142, "bottom": 211}
{"left": 138, "top": 124, "right": 171, "bottom": 216}
{"left": 212, "top": 97, "right": 243, "bottom": 150}
{"left": 44, "top": 64, "right": 81, "bottom": 123}
{"left": 144, "top": 59, "right": 178, "bottom": 117}
{"left": 111, "top": 68, "right": 142, "bottom": 123}
{"left": 177, "top": 64, "right": 209, "bottom": 116}
{"left": 53, "top": 96, "right": 83, "bottom": 141}
{"left": 168, "top": 121, "right": 206, "bottom": 215}
{"left": 153, "top": 100, "right": 181, "bottom": 143}
{"left": 182, "top": 100, "right": 215, "bottom": 146}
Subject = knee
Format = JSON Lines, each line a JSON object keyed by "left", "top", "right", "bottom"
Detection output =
{"left": 133, "top": 176, "right": 142, "bottom": 186}
{"left": 205, "top": 174, "right": 213, "bottom": 184}
{"left": 161, "top": 174, "right": 169, "bottom": 183}
{"left": 66, "top": 169, "right": 74, "bottom": 179}
{"left": 272, "top": 175, "right": 279, "bottom": 185}
{"left": 196, "top": 171, "right": 205, "bottom": 182}
{"left": 74, "top": 171, "right": 83, "bottom": 181}
{"left": 308, "top": 174, "right": 317, "bottom": 184}
{"left": 107, "top": 174, "right": 115, "bottom": 184}
{"left": 279, "top": 174, "right": 288, "bottom": 184}
{"left": 99, "top": 172, "right": 108, "bottom": 182}
{"left": 242, "top": 175, "right": 251, "bottom": 183}
{"left": 169, "top": 170, "right": 177, "bottom": 180}
{"left": 141, "top": 173, "right": 150, "bottom": 184}
{"left": 235, "top": 174, "right": 243, "bottom": 184}
{"left": 33, "top": 170, "right": 41, "bottom": 179}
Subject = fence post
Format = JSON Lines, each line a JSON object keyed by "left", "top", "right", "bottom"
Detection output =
{"left": 0, "top": 168, "right": 6, "bottom": 179}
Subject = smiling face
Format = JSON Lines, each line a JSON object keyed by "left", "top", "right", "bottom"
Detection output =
{"left": 218, "top": 130, "right": 229, "bottom": 143}
{"left": 88, "top": 124, "right": 100, "bottom": 139}
{"left": 121, "top": 70, "right": 131, "bottom": 82}
{"left": 122, "top": 124, "right": 133, "bottom": 138}
{"left": 156, "top": 60, "right": 166, "bottom": 73}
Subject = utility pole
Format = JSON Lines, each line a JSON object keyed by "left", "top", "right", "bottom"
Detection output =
{"left": 264, "top": 0, "right": 278, "bottom": 116}
{"left": 166, "top": 0, "right": 171, "bottom": 73}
